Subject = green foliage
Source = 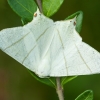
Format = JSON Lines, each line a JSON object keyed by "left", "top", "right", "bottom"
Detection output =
{"left": 7, "top": 0, "right": 37, "bottom": 23}
{"left": 75, "top": 90, "right": 93, "bottom": 100}
{"left": 28, "top": 70, "right": 56, "bottom": 88}
{"left": 7, "top": 0, "right": 64, "bottom": 24}
{"left": 66, "top": 11, "right": 83, "bottom": 33}
{"left": 61, "top": 76, "right": 77, "bottom": 86}
{"left": 29, "top": 70, "right": 77, "bottom": 88}
{"left": 42, "top": 0, "right": 64, "bottom": 17}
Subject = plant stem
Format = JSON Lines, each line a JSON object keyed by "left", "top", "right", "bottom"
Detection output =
{"left": 36, "top": 0, "right": 43, "bottom": 13}
{"left": 56, "top": 77, "right": 64, "bottom": 100}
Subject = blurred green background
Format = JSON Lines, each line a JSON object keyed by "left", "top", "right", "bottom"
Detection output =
{"left": 0, "top": 0, "right": 100, "bottom": 100}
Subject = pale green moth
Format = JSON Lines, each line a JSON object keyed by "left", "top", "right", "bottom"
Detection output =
{"left": 0, "top": 9, "right": 100, "bottom": 78}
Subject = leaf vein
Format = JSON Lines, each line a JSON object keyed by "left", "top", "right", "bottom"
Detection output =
{"left": 15, "top": 0, "right": 33, "bottom": 15}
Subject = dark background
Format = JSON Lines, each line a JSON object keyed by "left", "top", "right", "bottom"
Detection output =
{"left": 0, "top": 0, "right": 100, "bottom": 100}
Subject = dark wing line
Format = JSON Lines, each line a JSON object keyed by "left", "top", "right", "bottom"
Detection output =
{"left": 4, "top": 32, "right": 30, "bottom": 51}
{"left": 36, "top": 27, "right": 50, "bottom": 41}
{"left": 73, "top": 39, "right": 92, "bottom": 73}
{"left": 22, "top": 45, "right": 36, "bottom": 64}
{"left": 21, "top": 27, "right": 50, "bottom": 64}
{"left": 56, "top": 29, "right": 68, "bottom": 75}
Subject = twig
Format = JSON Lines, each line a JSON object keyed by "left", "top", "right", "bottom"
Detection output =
{"left": 56, "top": 77, "right": 64, "bottom": 100}
{"left": 35, "top": 0, "right": 43, "bottom": 13}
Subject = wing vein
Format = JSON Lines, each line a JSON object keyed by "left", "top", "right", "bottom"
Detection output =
{"left": 22, "top": 27, "right": 51, "bottom": 64}
{"left": 22, "top": 45, "right": 36, "bottom": 64}
{"left": 56, "top": 29, "right": 68, "bottom": 75}
{"left": 36, "top": 27, "right": 49, "bottom": 41}
{"left": 4, "top": 32, "right": 30, "bottom": 51}
{"left": 74, "top": 42, "right": 92, "bottom": 73}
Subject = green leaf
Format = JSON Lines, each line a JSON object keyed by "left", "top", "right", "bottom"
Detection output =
{"left": 7, "top": 0, "right": 37, "bottom": 23}
{"left": 66, "top": 11, "right": 83, "bottom": 33}
{"left": 28, "top": 70, "right": 56, "bottom": 88}
{"left": 61, "top": 76, "right": 77, "bottom": 86}
{"left": 75, "top": 90, "right": 93, "bottom": 100}
{"left": 42, "top": 0, "right": 64, "bottom": 17}
{"left": 21, "top": 17, "right": 30, "bottom": 25}
{"left": 29, "top": 70, "right": 77, "bottom": 88}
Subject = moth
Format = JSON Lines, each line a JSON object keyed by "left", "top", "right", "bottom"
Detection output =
{"left": 0, "top": 9, "right": 100, "bottom": 78}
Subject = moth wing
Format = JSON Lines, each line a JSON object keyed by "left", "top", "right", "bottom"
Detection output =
{"left": 49, "top": 18, "right": 100, "bottom": 76}
{"left": 0, "top": 26, "right": 40, "bottom": 72}
{"left": 0, "top": 10, "right": 54, "bottom": 75}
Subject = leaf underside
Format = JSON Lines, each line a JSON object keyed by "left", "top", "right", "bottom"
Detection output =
{"left": 75, "top": 90, "right": 93, "bottom": 100}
